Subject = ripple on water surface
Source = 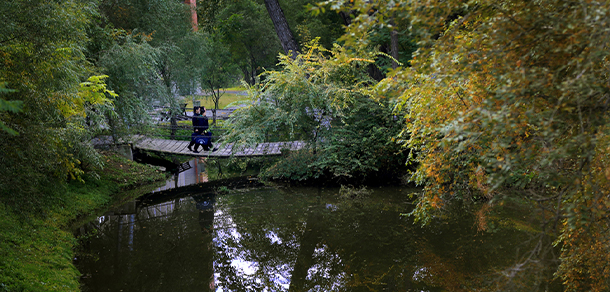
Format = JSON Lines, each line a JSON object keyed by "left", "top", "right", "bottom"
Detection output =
{"left": 74, "top": 185, "right": 561, "bottom": 291}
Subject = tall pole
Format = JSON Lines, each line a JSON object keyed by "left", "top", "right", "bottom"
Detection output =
{"left": 184, "top": 0, "right": 198, "bottom": 31}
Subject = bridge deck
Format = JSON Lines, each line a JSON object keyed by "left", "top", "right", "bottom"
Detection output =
{"left": 131, "top": 136, "right": 304, "bottom": 157}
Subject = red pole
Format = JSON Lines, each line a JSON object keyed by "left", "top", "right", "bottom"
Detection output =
{"left": 184, "top": 0, "right": 198, "bottom": 31}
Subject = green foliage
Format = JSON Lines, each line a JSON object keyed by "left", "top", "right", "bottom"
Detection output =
{"left": 0, "top": 203, "right": 81, "bottom": 292}
{"left": 260, "top": 149, "right": 323, "bottom": 181}
{"left": 214, "top": 0, "right": 282, "bottom": 85}
{"left": 366, "top": 25, "right": 417, "bottom": 72}
{"left": 183, "top": 91, "right": 249, "bottom": 111}
{"left": 97, "top": 33, "right": 167, "bottom": 138}
{"left": 281, "top": 0, "right": 344, "bottom": 49}
{"left": 93, "top": 0, "right": 203, "bottom": 139}
{"left": 171, "top": 32, "right": 239, "bottom": 122}
{"left": 171, "top": 33, "right": 208, "bottom": 96}
{"left": 0, "top": 83, "right": 22, "bottom": 135}
{"left": 97, "top": 0, "right": 191, "bottom": 47}
{"left": 338, "top": 184, "right": 371, "bottom": 201}
{"left": 0, "top": 152, "right": 165, "bottom": 291}
{"left": 0, "top": 0, "right": 111, "bottom": 211}
{"left": 215, "top": 186, "right": 231, "bottom": 195}
{"left": 97, "top": 151, "right": 166, "bottom": 188}
{"left": 198, "top": 35, "right": 239, "bottom": 116}
{"left": 322, "top": 0, "right": 610, "bottom": 289}
{"left": 206, "top": 156, "right": 275, "bottom": 180}
{"left": 309, "top": 0, "right": 417, "bottom": 76}
{"left": 226, "top": 41, "right": 407, "bottom": 181}
{"left": 312, "top": 95, "right": 406, "bottom": 179}
{"left": 225, "top": 40, "right": 374, "bottom": 145}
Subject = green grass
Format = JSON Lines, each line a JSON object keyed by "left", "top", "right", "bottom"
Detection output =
{"left": 223, "top": 86, "right": 247, "bottom": 91}
{"left": 0, "top": 204, "right": 81, "bottom": 291}
{"left": 182, "top": 89, "right": 250, "bottom": 110}
{"left": 0, "top": 152, "right": 167, "bottom": 292}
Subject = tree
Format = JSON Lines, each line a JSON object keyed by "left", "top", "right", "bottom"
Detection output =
{"left": 280, "top": 0, "right": 345, "bottom": 50}
{"left": 215, "top": 0, "right": 283, "bottom": 85}
{"left": 97, "top": 0, "right": 192, "bottom": 47}
{"left": 406, "top": 3, "right": 610, "bottom": 289}
{"left": 310, "top": 0, "right": 416, "bottom": 80}
{"left": 97, "top": 33, "right": 168, "bottom": 140}
{"left": 225, "top": 41, "right": 406, "bottom": 181}
{"left": 173, "top": 32, "right": 239, "bottom": 123}
{"left": 95, "top": 0, "right": 195, "bottom": 106}
{"left": 306, "top": 0, "right": 610, "bottom": 289}
{"left": 263, "top": 0, "right": 300, "bottom": 59}
{"left": 202, "top": 0, "right": 345, "bottom": 85}
{"left": 0, "top": 0, "right": 106, "bottom": 210}
{"left": 199, "top": 35, "right": 239, "bottom": 124}
{"left": 225, "top": 41, "right": 370, "bottom": 146}
{"left": 369, "top": 0, "right": 610, "bottom": 290}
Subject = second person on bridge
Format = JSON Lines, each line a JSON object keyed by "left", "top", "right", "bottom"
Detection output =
{"left": 187, "top": 106, "right": 217, "bottom": 153}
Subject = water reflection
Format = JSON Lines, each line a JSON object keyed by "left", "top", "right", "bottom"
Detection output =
{"left": 75, "top": 186, "right": 560, "bottom": 291}
{"left": 154, "top": 158, "right": 209, "bottom": 192}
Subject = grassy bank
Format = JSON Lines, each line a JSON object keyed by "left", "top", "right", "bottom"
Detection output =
{"left": 182, "top": 89, "right": 249, "bottom": 110}
{"left": 0, "top": 151, "right": 167, "bottom": 292}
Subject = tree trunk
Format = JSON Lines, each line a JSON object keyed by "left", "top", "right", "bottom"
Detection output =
{"left": 170, "top": 114, "right": 177, "bottom": 139}
{"left": 339, "top": 11, "right": 351, "bottom": 26}
{"left": 288, "top": 191, "right": 324, "bottom": 292}
{"left": 391, "top": 29, "right": 399, "bottom": 69}
{"left": 390, "top": 17, "right": 399, "bottom": 69}
{"left": 240, "top": 66, "right": 253, "bottom": 85}
{"left": 263, "top": 0, "right": 299, "bottom": 59}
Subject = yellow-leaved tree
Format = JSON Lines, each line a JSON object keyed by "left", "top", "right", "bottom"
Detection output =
{"left": 321, "top": 0, "right": 610, "bottom": 290}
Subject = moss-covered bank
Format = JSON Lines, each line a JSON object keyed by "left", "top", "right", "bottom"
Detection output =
{"left": 0, "top": 151, "right": 167, "bottom": 292}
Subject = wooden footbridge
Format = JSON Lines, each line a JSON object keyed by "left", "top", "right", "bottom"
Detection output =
{"left": 130, "top": 135, "right": 305, "bottom": 157}
{"left": 98, "top": 104, "right": 305, "bottom": 158}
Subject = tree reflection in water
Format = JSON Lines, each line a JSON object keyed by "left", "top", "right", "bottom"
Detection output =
{"left": 76, "top": 186, "right": 561, "bottom": 292}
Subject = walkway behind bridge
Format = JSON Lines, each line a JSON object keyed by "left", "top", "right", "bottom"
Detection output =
{"left": 131, "top": 135, "right": 305, "bottom": 157}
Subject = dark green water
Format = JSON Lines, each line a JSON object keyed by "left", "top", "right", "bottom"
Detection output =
{"left": 75, "top": 184, "right": 561, "bottom": 291}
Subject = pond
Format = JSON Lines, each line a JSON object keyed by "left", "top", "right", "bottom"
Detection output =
{"left": 74, "top": 161, "right": 561, "bottom": 291}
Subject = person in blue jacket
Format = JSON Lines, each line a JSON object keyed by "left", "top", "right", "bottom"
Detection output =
{"left": 187, "top": 106, "right": 216, "bottom": 153}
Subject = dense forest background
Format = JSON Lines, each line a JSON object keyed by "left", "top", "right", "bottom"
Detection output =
{"left": 2, "top": 0, "right": 610, "bottom": 290}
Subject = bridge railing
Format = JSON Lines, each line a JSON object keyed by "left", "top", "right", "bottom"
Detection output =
{"left": 152, "top": 124, "right": 228, "bottom": 140}
{"left": 151, "top": 106, "right": 235, "bottom": 121}
{"left": 150, "top": 106, "right": 235, "bottom": 140}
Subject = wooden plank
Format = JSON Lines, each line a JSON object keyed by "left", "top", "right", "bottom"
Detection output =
{"left": 132, "top": 136, "right": 304, "bottom": 158}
